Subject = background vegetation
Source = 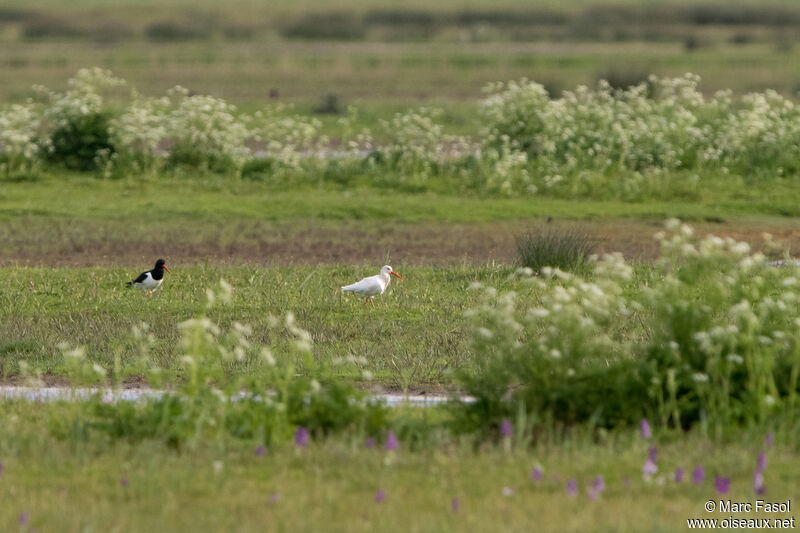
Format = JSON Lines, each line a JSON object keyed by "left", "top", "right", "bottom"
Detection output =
{"left": 2, "top": 0, "right": 800, "bottom": 113}
{"left": 2, "top": 1, "right": 800, "bottom": 531}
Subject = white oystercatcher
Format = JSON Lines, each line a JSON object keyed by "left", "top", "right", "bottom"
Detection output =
{"left": 127, "top": 258, "right": 171, "bottom": 295}
{"left": 341, "top": 265, "right": 403, "bottom": 307}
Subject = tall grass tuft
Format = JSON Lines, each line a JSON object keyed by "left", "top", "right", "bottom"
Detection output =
{"left": 515, "top": 225, "right": 594, "bottom": 272}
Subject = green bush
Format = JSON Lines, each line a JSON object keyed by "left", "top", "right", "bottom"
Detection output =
{"left": 145, "top": 21, "right": 212, "bottom": 42}
{"left": 281, "top": 12, "right": 365, "bottom": 40}
{"left": 47, "top": 112, "right": 115, "bottom": 171}
{"left": 313, "top": 93, "right": 343, "bottom": 115}
{"left": 22, "top": 16, "right": 84, "bottom": 39}
{"left": 594, "top": 66, "right": 652, "bottom": 91}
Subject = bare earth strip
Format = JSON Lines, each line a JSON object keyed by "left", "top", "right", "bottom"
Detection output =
{"left": 2, "top": 217, "right": 799, "bottom": 267}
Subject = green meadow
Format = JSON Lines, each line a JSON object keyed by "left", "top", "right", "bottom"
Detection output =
{"left": 2, "top": 1, "right": 800, "bottom": 531}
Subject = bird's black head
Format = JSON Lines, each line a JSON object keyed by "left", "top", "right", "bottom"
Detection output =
{"left": 153, "top": 258, "right": 171, "bottom": 275}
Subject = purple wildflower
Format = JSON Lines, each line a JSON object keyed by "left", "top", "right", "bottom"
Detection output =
{"left": 587, "top": 477, "right": 603, "bottom": 500}
{"left": 269, "top": 492, "right": 279, "bottom": 504}
{"left": 451, "top": 498, "right": 460, "bottom": 512}
{"left": 531, "top": 467, "right": 543, "bottom": 482}
{"left": 714, "top": 476, "right": 731, "bottom": 495}
{"left": 120, "top": 477, "right": 128, "bottom": 487}
{"left": 500, "top": 418, "right": 513, "bottom": 438}
{"left": 375, "top": 489, "right": 386, "bottom": 503}
{"left": 753, "top": 470, "right": 766, "bottom": 495}
{"left": 675, "top": 468, "right": 684, "bottom": 483}
{"left": 692, "top": 466, "right": 705, "bottom": 484}
{"left": 640, "top": 418, "right": 652, "bottom": 439}
{"left": 385, "top": 430, "right": 399, "bottom": 451}
{"left": 765, "top": 432, "right": 775, "bottom": 449}
{"left": 255, "top": 445, "right": 265, "bottom": 456}
{"left": 294, "top": 426, "right": 309, "bottom": 448}
{"left": 757, "top": 452, "right": 767, "bottom": 472}
{"left": 566, "top": 478, "right": 578, "bottom": 497}
{"left": 365, "top": 437, "right": 376, "bottom": 449}
{"left": 19, "top": 513, "right": 29, "bottom": 526}
{"left": 623, "top": 477, "right": 632, "bottom": 488}
{"left": 29, "top": 281, "right": 34, "bottom": 288}
{"left": 649, "top": 446, "right": 658, "bottom": 462}
{"left": 643, "top": 457, "right": 658, "bottom": 479}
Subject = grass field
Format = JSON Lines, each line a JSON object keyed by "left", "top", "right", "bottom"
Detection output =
{"left": 2, "top": 0, "right": 800, "bottom": 126}
{"left": 1, "top": 176, "right": 799, "bottom": 389}
{"left": 2, "top": 264, "right": 491, "bottom": 389}
{"left": 2, "top": 41, "right": 798, "bottom": 109}
{"left": 2, "top": 1, "right": 800, "bottom": 530}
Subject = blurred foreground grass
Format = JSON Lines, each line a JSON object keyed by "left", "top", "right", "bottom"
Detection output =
{"left": 0, "top": 401, "right": 795, "bottom": 532}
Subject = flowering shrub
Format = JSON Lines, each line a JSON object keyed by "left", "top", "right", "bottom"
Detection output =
{"left": 38, "top": 67, "right": 126, "bottom": 129}
{"left": 456, "top": 222, "right": 800, "bottom": 438}
{"left": 458, "top": 254, "right": 641, "bottom": 433}
{"left": 249, "top": 104, "right": 326, "bottom": 173}
{"left": 164, "top": 87, "right": 251, "bottom": 173}
{"left": 0, "top": 102, "right": 42, "bottom": 174}
{"left": 37, "top": 68, "right": 125, "bottom": 171}
{"left": 477, "top": 139, "right": 532, "bottom": 195}
{"left": 376, "top": 108, "right": 471, "bottom": 180}
{"left": 110, "top": 93, "right": 171, "bottom": 173}
{"left": 481, "top": 74, "right": 800, "bottom": 182}
{"left": 4, "top": 69, "right": 800, "bottom": 195}
{"left": 643, "top": 221, "right": 800, "bottom": 433}
{"left": 70, "top": 283, "right": 386, "bottom": 448}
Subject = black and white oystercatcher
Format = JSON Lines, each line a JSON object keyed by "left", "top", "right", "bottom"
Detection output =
{"left": 127, "top": 258, "right": 171, "bottom": 294}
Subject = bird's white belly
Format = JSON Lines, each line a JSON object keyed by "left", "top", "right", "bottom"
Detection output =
{"left": 354, "top": 284, "right": 382, "bottom": 297}
{"left": 134, "top": 274, "right": 162, "bottom": 291}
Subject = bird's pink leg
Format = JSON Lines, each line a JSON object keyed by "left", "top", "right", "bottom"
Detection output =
{"left": 369, "top": 297, "right": 375, "bottom": 308}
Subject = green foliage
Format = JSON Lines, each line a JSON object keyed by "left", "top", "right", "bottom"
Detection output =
{"left": 281, "top": 12, "right": 365, "bottom": 40}
{"left": 47, "top": 111, "right": 115, "bottom": 171}
{"left": 314, "top": 93, "right": 343, "bottom": 115}
{"left": 22, "top": 16, "right": 84, "bottom": 40}
{"left": 594, "top": 66, "right": 652, "bottom": 91}
{"left": 144, "top": 21, "right": 212, "bottom": 42}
